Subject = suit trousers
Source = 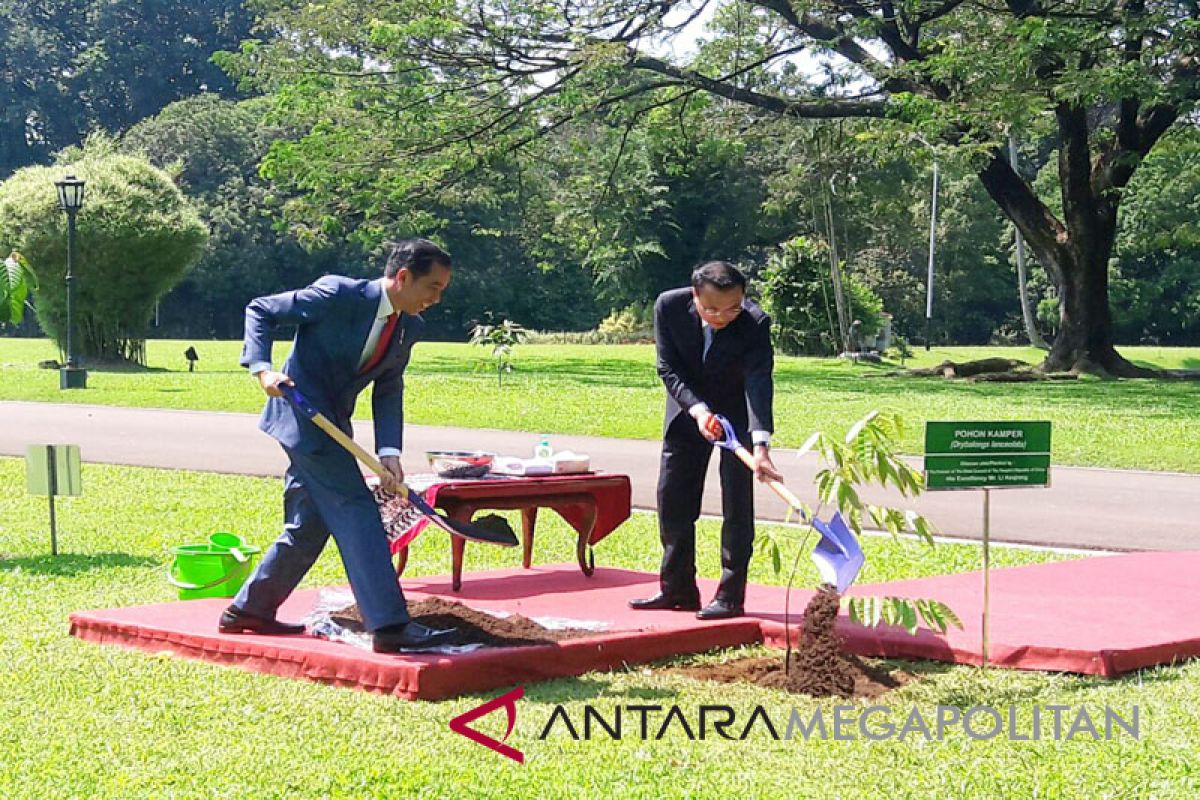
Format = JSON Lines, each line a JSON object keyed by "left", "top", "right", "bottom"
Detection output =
{"left": 233, "top": 443, "right": 411, "bottom": 631}
{"left": 656, "top": 415, "right": 755, "bottom": 604}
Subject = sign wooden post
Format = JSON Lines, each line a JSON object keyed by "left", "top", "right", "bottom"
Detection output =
{"left": 25, "top": 445, "right": 82, "bottom": 556}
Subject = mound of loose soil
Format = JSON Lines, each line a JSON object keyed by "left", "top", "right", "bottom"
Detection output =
{"left": 330, "top": 598, "right": 595, "bottom": 648}
{"left": 667, "top": 586, "right": 909, "bottom": 698}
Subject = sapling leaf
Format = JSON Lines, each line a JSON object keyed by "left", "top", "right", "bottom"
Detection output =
{"left": 845, "top": 410, "right": 879, "bottom": 444}
{"left": 795, "top": 431, "right": 821, "bottom": 459}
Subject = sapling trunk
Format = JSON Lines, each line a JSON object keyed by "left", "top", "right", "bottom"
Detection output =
{"left": 783, "top": 526, "right": 816, "bottom": 675}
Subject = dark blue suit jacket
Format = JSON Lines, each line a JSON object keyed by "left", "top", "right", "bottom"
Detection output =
{"left": 240, "top": 275, "right": 423, "bottom": 456}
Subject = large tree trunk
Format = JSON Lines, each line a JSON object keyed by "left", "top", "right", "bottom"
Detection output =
{"left": 976, "top": 146, "right": 1157, "bottom": 378}
{"left": 1040, "top": 239, "right": 1153, "bottom": 377}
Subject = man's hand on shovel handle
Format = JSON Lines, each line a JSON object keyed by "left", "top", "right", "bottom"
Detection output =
{"left": 753, "top": 445, "right": 784, "bottom": 483}
{"left": 697, "top": 412, "right": 723, "bottom": 442}
{"left": 257, "top": 370, "right": 294, "bottom": 397}
{"left": 377, "top": 455, "right": 405, "bottom": 495}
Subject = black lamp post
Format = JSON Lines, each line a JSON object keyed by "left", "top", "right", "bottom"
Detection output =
{"left": 54, "top": 174, "right": 87, "bottom": 389}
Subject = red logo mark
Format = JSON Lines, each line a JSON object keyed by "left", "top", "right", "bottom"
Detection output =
{"left": 449, "top": 686, "right": 525, "bottom": 763}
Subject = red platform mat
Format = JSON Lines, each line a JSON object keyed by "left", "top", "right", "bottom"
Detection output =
{"left": 69, "top": 566, "right": 761, "bottom": 701}
{"left": 813, "top": 551, "right": 1200, "bottom": 677}
{"left": 69, "top": 553, "right": 1200, "bottom": 700}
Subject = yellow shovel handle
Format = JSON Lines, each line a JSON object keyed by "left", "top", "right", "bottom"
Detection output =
{"left": 729, "top": 443, "right": 805, "bottom": 509}
{"left": 303, "top": 409, "right": 411, "bottom": 500}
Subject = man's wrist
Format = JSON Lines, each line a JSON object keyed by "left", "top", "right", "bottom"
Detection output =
{"left": 751, "top": 430, "right": 771, "bottom": 447}
{"left": 249, "top": 361, "right": 272, "bottom": 376}
{"left": 378, "top": 448, "right": 401, "bottom": 459}
{"left": 688, "top": 403, "right": 711, "bottom": 420}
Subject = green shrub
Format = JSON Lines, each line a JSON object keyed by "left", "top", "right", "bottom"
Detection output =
{"left": 528, "top": 302, "right": 654, "bottom": 344}
{"left": 761, "top": 236, "right": 884, "bottom": 355}
{"left": 595, "top": 302, "right": 653, "bottom": 342}
{"left": 0, "top": 141, "right": 207, "bottom": 364}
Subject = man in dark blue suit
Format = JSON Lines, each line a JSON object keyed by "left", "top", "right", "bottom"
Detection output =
{"left": 219, "top": 239, "right": 455, "bottom": 652}
{"left": 630, "top": 261, "right": 783, "bottom": 620}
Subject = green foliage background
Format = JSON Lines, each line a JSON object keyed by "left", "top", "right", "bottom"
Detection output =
{"left": 0, "top": 144, "right": 207, "bottom": 362}
{"left": 761, "top": 237, "right": 883, "bottom": 355}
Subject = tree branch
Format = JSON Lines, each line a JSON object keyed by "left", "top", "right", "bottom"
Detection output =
{"left": 1055, "top": 102, "right": 1098, "bottom": 238}
{"left": 835, "top": 0, "right": 922, "bottom": 62}
{"left": 977, "top": 150, "right": 1067, "bottom": 284}
{"left": 917, "top": 1, "right": 970, "bottom": 24}
{"left": 626, "top": 52, "right": 888, "bottom": 117}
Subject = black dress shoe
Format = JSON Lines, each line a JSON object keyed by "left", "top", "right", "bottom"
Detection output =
{"left": 219, "top": 605, "right": 306, "bottom": 635}
{"left": 628, "top": 592, "right": 702, "bottom": 611}
{"left": 696, "top": 599, "right": 744, "bottom": 620}
{"left": 372, "top": 621, "right": 458, "bottom": 653}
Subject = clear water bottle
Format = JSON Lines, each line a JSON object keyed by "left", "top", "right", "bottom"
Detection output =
{"left": 533, "top": 435, "right": 553, "bottom": 459}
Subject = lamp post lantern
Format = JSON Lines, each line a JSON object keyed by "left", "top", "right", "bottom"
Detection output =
{"left": 54, "top": 174, "right": 87, "bottom": 389}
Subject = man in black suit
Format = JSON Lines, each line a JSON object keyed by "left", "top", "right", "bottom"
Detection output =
{"left": 630, "top": 261, "right": 783, "bottom": 620}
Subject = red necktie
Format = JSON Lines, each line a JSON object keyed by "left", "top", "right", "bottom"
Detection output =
{"left": 359, "top": 313, "right": 399, "bottom": 374}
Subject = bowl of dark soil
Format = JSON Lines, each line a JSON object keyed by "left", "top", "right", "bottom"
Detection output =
{"left": 426, "top": 450, "right": 495, "bottom": 478}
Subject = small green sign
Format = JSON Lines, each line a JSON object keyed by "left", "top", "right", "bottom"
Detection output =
{"left": 924, "top": 421, "right": 1051, "bottom": 490}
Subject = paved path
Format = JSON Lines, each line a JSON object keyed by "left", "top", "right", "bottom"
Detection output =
{"left": 2, "top": 401, "right": 1197, "bottom": 551}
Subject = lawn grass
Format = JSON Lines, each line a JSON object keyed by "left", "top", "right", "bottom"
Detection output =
{"left": 2, "top": 457, "right": 1198, "bottom": 798}
{"left": 2, "top": 338, "right": 1198, "bottom": 473}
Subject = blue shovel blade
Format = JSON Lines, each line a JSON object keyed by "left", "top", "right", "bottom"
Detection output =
{"left": 810, "top": 512, "right": 866, "bottom": 594}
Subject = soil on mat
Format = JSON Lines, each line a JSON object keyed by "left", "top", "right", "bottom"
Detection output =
{"left": 667, "top": 586, "right": 910, "bottom": 698}
{"left": 330, "top": 597, "right": 596, "bottom": 648}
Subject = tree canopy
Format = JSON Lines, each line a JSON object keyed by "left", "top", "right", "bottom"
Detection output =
{"left": 230, "top": 0, "right": 1200, "bottom": 374}
{"left": 0, "top": 0, "right": 254, "bottom": 177}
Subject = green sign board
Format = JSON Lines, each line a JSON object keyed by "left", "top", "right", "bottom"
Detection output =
{"left": 924, "top": 421, "right": 1051, "bottom": 490}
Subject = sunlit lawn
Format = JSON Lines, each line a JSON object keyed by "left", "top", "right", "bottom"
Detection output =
{"left": 2, "top": 338, "right": 1197, "bottom": 472}
{"left": 2, "top": 458, "right": 1196, "bottom": 798}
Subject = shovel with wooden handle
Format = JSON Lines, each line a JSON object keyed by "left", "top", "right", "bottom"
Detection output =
{"left": 278, "top": 384, "right": 518, "bottom": 547}
{"left": 708, "top": 414, "right": 865, "bottom": 591}
{"left": 707, "top": 414, "right": 806, "bottom": 511}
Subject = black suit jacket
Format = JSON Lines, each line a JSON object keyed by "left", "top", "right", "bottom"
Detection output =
{"left": 654, "top": 286, "right": 774, "bottom": 437}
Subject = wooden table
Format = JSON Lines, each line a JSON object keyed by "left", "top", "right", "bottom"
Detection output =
{"left": 392, "top": 473, "right": 632, "bottom": 591}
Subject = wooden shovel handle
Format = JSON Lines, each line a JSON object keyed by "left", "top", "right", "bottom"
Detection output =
{"left": 729, "top": 443, "right": 804, "bottom": 509}
{"left": 299, "top": 402, "right": 410, "bottom": 500}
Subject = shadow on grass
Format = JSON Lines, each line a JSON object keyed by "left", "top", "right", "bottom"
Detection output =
{"left": 415, "top": 354, "right": 662, "bottom": 388}
{"left": 87, "top": 364, "right": 170, "bottom": 374}
{"left": 0, "top": 552, "right": 159, "bottom": 576}
{"left": 409, "top": 348, "right": 1200, "bottom": 421}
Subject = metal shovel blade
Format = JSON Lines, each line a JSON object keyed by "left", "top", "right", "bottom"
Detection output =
{"left": 810, "top": 512, "right": 865, "bottom": 594}
{"left": 406, "top": 492, "right": 518, "bottom": 547}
